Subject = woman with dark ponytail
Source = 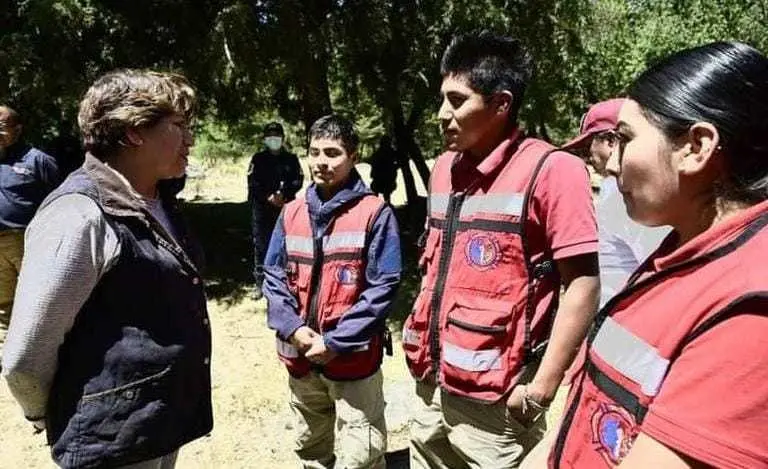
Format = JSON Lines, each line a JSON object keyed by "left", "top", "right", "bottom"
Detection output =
{"left": 547, "top": 42, "right": 768, "bottom": 468}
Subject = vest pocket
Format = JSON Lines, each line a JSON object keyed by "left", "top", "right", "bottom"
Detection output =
{"left": 76, "top": 365, "right": 173, "bottom": 443}
{"left": 452, "top": 229, "right": 526, "bottom": 295}
{"left": 81, "top": 365, "right": 172, "bottom": 401}
{"left": 402, "top": 290, "right": 432, "bottom": 380}
{"left": 418, "top": 229, "right": 440, "bottom": 290}
{"left": 439, "top": 295, "right": 519, "bottom": 400}
{"left": 323, "top": 334, "right": 382, "bottom": 380}
{"left": 275, "top": 337, "right": 312, "bottom": 378}
{"left": 320, "top": 260, "right": 365, "bottom": 326}
{"left": 286, "top": 261, "right": 310, "bottom": 307}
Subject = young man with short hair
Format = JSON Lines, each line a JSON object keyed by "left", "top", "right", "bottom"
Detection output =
{"left": 264, "top": 115, "right": 401, "bottom": 469}
{"left": 403, "top": 32, "right": 600, "bottom": 468}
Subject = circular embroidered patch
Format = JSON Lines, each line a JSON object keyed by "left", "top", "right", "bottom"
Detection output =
{"left": 464, "top": 234, "right": 501, "bottom": 271}
{"left": 590, "top": 402, "right": 637, "bottom": 465}
{"left": 336, "top": 264, "right": 360, "bottom": 285}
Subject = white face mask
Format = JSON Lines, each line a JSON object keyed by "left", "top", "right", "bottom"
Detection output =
{"left": 264, "top": 136, "right": 283, "bottom": 152}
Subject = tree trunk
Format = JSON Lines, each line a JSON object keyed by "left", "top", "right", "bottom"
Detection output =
{"left": 392, "top": 109, "right": 419, "bottom": 204}
{"left": 405, "top": 100, "right": 431, "bottom": 188}
{"left": 298, "top": 62, "right": 333, "bottom": 134}
{"left": 280, "top": 0, "right": 334, "bottom": 133}
{"left": 538, "top": 118, "right": 551, "bottom": 143}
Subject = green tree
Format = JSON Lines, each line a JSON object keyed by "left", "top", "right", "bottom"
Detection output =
{"left": 1, "top": 0, "right": 224, "bottom": 149}
{"left": 3, "top": 0, "right": 767, "bottom": 193}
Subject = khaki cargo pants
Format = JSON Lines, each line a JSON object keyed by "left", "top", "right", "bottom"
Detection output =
{"left": 0, "top": 229, "right": 24, "bottom": 360}
{"left": 409, "top": 380, "right": 546, "bottom": 469}
{"left": 289, "top": 368, "right": 386, "bottom": 469}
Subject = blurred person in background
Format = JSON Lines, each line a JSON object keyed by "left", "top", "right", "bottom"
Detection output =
{"left": 563, "top": 99, "right": 668, "bottom": 308}
{"left": 247, "top": 121, "right": 303, "bottom": 300}
{"left": 369, "top": 135, "right": 399, "bottom": 204}
{"left": 0, "top": 105, "right": 60, "bottom": 364}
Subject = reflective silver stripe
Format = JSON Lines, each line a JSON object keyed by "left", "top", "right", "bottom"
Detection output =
{"left": 323, "top": 232, "right": 366, "bottom": 250}
{"left": 430, "top": 193, "right": 450, "bottom": 215}
{"left": 285, "top": 235, "right": 313, "bottom": 254}
{"left": 402, "top": 327, "right": 420, "bottom": 346}
{"left": 460, "top": 194, "right": 524, "bottom": 218}
{"left": 592, "top": 316, "right": 670, "bottom": 396}
{"left": 442, "top": 341, "right": 502, "bottom": 372}
{"left": 352, "top": 343, "right": 370, "bottom": 352}
{"left": 276, "top": 338, "right": 299, "bottom": 358}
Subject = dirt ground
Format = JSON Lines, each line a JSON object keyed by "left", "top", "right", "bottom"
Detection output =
{"left": 0, "top": 157, "right": 566, "bottom": 468}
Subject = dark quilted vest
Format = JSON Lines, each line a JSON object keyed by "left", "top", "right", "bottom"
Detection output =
{"left": 44, "top": 157, "right": 212, "bottom": 468}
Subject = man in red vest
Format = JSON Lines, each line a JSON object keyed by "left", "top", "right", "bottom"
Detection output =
{"left": 264, "top": 115, "right": 402, "bottom": 469}
{"left": 403, "top": 32, "right": 600, "bottom": 468}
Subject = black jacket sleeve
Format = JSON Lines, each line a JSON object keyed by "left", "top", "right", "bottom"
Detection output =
{"left": 282, "top": 152, "right": 304, "bottom": 201}
{"left": 247, "top": 152, "right": 268, "bottom": 202}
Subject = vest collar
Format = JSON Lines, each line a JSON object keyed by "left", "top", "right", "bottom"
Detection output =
{"left": 82, "top": 153, "right": 148, "bottom": 219}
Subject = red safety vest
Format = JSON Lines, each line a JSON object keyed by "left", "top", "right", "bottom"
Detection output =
{"left": 402, "top": 136, "right": 559, "bottom": 402}
{"left": 550, "top": 211, "right": 768, "bottom": 468}
{"left": 275, "top": 194, "right": 386, "bottom": 380}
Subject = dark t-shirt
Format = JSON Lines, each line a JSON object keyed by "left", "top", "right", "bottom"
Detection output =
{"left": 0, "top": 141, "right": 61, "bottom": 229}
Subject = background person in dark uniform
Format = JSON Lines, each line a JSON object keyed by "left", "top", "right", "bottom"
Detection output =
{"left": 0, "top": 105, "right": 60, "bottom": 361}
{"left": 247, "top": 122, "right": 303, "bottom": 300}
{"left": 369, "top": 135, "right": 398, "bottom": 203}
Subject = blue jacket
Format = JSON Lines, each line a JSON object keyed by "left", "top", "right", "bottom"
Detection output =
{"left": 0, "top": 141, "right": 60, "bottom": 229}
{"left": 264, "top": 170, "right": 402, "bottom": 354}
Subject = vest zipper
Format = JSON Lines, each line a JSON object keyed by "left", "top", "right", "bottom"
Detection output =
{"left": 429, "top": 193, "right": 465, "bottom": 376}
{"left": 306, "top": 219, "right": 325, "bottom": 332}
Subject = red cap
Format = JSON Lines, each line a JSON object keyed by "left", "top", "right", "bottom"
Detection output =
{"left": 563, "top": 98, "right": 626, "bottom": 150}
